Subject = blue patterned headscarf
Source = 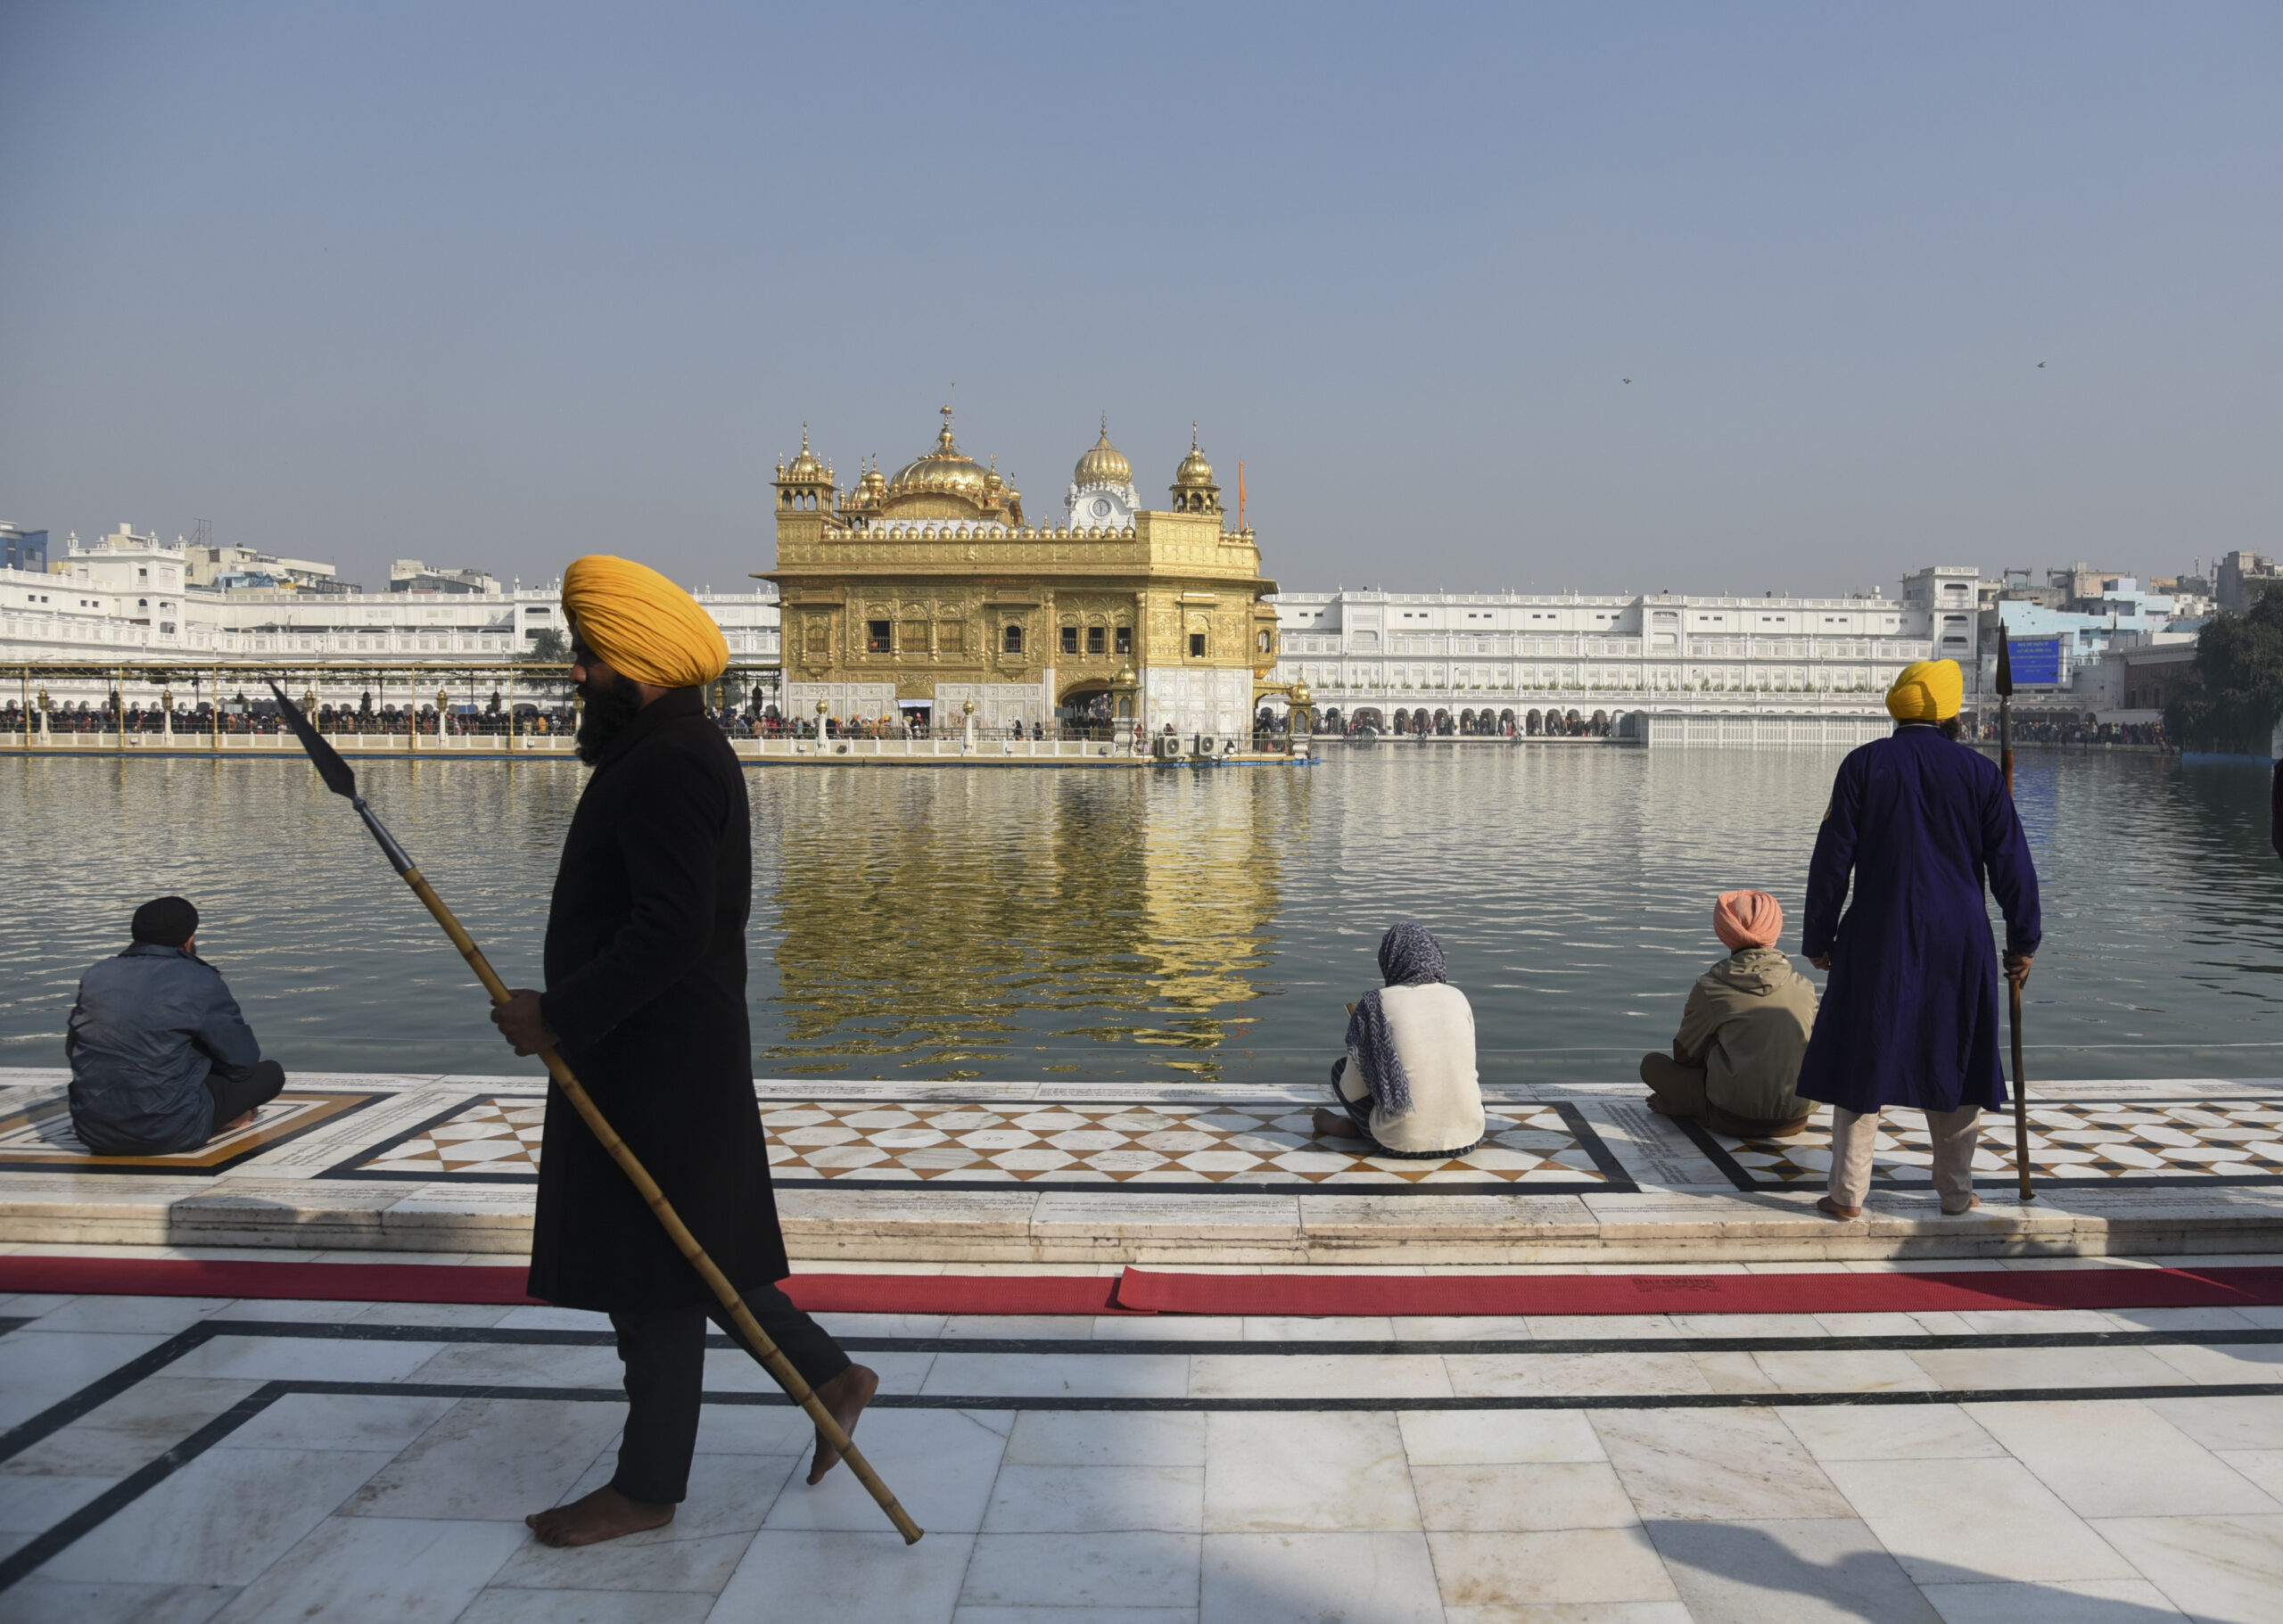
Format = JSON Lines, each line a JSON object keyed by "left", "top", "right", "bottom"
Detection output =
{"left": 1343, "top": 922, "right": 1448, "bottom": 1117}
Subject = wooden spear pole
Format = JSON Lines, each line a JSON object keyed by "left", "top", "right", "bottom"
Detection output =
{"left": 1996, "top": 632, "right": 2034, "bottom": 1204}
{"left": 265, "top": 681, "right": 922, "bottom": 1544}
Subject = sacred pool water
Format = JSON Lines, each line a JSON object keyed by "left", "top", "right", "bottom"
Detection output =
{"left": 4, "top": 748, "right": 2278, "bottom": 1087}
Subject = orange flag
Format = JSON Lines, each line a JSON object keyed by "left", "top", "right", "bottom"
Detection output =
{"left": 1238, "top": 461, "right": 1246, "bottom": 530}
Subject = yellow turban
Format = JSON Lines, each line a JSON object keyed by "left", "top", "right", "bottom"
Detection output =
{"left": 560, "top": 556, "right": 729, "bottom": 689}
{"left": 1886, "top": 658, "right": 1964, "bottom": 723}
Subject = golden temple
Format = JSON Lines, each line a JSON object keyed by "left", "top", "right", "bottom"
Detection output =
{"left": 761, "top": 408, "right": 1278, "bottom": 739}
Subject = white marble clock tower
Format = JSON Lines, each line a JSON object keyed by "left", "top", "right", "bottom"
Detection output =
{"left": 1063, "top": 416, "right": 1140, "bottom": 528}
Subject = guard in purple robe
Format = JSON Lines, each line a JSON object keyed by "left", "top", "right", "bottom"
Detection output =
{"left": 1794, "top": 659, "right": 2040, "bottom": 1218}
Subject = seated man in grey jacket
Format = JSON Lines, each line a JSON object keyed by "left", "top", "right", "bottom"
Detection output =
{"left": 66, "top": 897, "right": 285, "bottom": 1155}
{"left": 1639, "top": 889, "right": 1817, "bottom": 1139}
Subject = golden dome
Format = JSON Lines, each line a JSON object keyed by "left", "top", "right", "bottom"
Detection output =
{"left": 887, "top": 405, "right": 992, "bottom": 501}
{"left": 1174, "top": 423, "right": 1215, "bottom": 487}
{"left": 1072, "top": 414, "right": 1132, "bottom": 488}
{"left": 785, "top": 425, "right": 826, "bottom": 482}
{"left": 858, "top": 456, "right": 886, "bottom": 495}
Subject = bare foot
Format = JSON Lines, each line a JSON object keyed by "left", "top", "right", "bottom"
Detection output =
{"left": 806, "top": 1363, "right": 879, "bottom": 1486}
{"left": 1815, "top": 1196, "right": 1862, "bottom": 1221}
{"left": 219, "top": 1109, "right": 257, "bottom": 1133}
{"left": 1645, "top": 1097, "right": 1675, "bottom": 1116}
{"left": 525, "top": 1484, "right": 674, "bottom": 1546}
{"left": 1312, "top": 1108, "right": 1363, "bottom": 1140}
{"left": 1941, "top": 1194, "right": 1982, "bottom": 1216}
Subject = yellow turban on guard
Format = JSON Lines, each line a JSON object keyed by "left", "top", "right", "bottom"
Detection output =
{"left": 1886, "top": 658, "right": 1964, "bottom": 723}
{"left": 559, "top": 556, "right": 729, "bottom": 689}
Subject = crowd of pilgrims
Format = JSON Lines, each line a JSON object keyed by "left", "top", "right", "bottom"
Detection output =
{"left": 0, "top": 696, "right": 2172, "bottom": 752}
{"left": 1305, "top": 706, "right": 1615, "bottom": 738}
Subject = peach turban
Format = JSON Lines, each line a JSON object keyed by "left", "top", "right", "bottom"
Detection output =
{"left": 1886, "top": 658, "right": 1964, "bottom": 723}
{"left": 1713, "top": 889, "right": 1784, "bottom": 952}
{"left": 560, "top": 556, "right": 729, "bottom": 690}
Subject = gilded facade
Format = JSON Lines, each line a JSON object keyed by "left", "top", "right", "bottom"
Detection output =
{"left": 762, "top": 408, "right": 1278, "bottom": 739}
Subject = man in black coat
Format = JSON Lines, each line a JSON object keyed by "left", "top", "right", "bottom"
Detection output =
{"left": 490, "top": 554, "right": 876, "bottom": 1548}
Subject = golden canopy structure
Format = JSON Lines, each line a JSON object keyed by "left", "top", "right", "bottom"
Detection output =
{"left": 762, "top": 408, "right": 1277, "bottom": 739}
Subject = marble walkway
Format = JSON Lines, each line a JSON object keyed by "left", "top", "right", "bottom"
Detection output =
{"left": 2, "top": 1248, "right": 2282, "bottom": 1621}
{"left": 5, "top": 1071, "right": 2283, "bottom": 1265}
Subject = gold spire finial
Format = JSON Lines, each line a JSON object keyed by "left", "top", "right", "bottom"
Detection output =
{"left": 1100, "top": 410, "right": 1109, "bottom": 437}
{"left": 1191, "top": 420, "right": 1199, "bottom": 449}
{"left": 801, "top": 423, "right": 809, "bottom": 452}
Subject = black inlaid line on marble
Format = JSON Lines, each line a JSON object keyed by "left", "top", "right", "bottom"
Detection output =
{"left": 0, "top": 1323, "right": 227, "bottom": 1467}
{"left": 0, "top": 1381, "right": 290, "bottom": 1594}
{"left": 1554, "top": 1100, "right": 1638, "bottom": 1188}
{"left": 5, "top": 1357, "right": 2283, "bottom": 1593}
{"left": 0, "top": 1317, "right": 31, "bottom": 1336}
{"left": 314, "top": 1092, "right": 520, "bottom": 1181}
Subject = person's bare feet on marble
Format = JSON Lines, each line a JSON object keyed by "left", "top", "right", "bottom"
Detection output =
{"left": 526, "top": 1484, "right": 675, "bottom": 1546}
{"left": 218, "top": 1109, "right": 258, "bottom": 1133}
{"left": 1941, "top": 1193, "right": 1982, "bottom": 1216}
{"left": 1815, "top": 1195, "right": 1862, "bottom": 1221}
{"left": 806, "top": 1363, "right": 880, "bottom": 1486}
{"left": 1312, "top": 1108, "right": 1363, "bottom": 1140}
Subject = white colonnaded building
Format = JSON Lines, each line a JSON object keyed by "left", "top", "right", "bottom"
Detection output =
{"left": 4, "top": 531, "right": 2149, "bottom": 746}
{"left": 1266, "top": 566, "right": 1987, "bottom": 745}
{"left": 0, "top": 525, "right": 780, "bottom": 713}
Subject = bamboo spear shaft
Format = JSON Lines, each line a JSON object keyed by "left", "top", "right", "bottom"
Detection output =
{"left": 1994, "top": 636, "right": 2034, "bottom": 1204}
{"left": 265, "top": 682, "right": 922, "bottom": 1544}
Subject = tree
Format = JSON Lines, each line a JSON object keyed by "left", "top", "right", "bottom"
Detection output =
{"left": 2163, "top": 586, "right": 2283, "bottom": 752}
{"left": 515, "top": 627, "right": 572, "bottom": 697}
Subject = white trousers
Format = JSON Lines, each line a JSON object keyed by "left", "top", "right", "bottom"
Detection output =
{"left": 1828, "top": 1106, "right": 1982, "bottom": 1212}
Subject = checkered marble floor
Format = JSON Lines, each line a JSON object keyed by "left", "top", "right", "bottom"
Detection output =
{"left": 345, "top": 1096, "right": 1622, "bottom": 1189}
{"left": 1695, "top": 1099, "right": 2283, "bottom": 1190}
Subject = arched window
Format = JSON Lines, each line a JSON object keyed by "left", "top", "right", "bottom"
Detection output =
{"left": 1003, "top": 624, "right": 1024, "bottom": 655}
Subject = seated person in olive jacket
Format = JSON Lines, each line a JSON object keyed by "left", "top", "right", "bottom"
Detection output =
{"left": 1639, "top": 890, "right": 1817, "bottom": 1139}
{"left": 67, "top": 897, "right": 284, "bottom": 1154}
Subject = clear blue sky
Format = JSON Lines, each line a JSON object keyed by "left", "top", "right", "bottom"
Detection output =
{"left": 2, "top": 2, "right": 2276, "bottom": 598}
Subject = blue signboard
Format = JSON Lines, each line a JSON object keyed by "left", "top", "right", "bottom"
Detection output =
{"left": 2007, "top": 636, "right": 2065, "bottom": 687}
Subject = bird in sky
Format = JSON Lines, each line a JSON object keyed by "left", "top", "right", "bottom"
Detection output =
{"left": 2037, "top": 361, "right": 2046, "bottom": 368}
{"left": 1622, "top": 377, "right": 1632, "bottom": 384}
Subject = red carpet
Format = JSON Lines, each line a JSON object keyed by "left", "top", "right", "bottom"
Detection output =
{"left": 4, "top": 1256, "right": 2279, "bottom": 1316}
{"left": 1112, "top": 1265, "right": 2283, "bottom": 1317}
{"left": 0, "top": 1257, "right": 1124, "bottom": 1315}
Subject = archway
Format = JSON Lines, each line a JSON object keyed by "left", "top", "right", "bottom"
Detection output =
{"left": 1058, "top": 680, "right": 1118, "bottom": 738}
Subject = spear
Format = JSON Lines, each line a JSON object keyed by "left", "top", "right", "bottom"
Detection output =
{"left": 1994, "top": 636, "right": 2034, "bottom": 1204}
{"left": 265, "top": 682, "right": 923, "bottom": 1544}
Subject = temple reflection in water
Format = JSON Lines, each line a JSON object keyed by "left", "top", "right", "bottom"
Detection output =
{"left": 756, "top": 769, "right": 1303, "bottom": 1080}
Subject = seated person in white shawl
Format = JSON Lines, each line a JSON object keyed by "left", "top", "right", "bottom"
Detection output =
{"left": 1312, "top": 922, "right": 1486, "bottom": 1157}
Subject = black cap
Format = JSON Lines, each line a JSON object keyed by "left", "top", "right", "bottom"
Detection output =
{"left": 130, "top": 896, "right": 199, "bottom": 948}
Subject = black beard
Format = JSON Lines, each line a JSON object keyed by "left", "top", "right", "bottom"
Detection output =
{"left": 575, "top": 672, "right": 644, "bottom": 764}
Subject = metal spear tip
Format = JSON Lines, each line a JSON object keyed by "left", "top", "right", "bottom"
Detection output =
{"left": 1995, "top": 631, "right": 2015, "bottom": 698}
{"left": 266, "top": 680, "right": 359, "bottom": 799}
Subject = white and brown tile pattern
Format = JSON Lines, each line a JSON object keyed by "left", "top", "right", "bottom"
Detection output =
{"left": 331, "top": 1096, "right": 1633, "bottom": 1192}
{"left": 1688, "top": 1099, "right": 2283, "bottom": 1191}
